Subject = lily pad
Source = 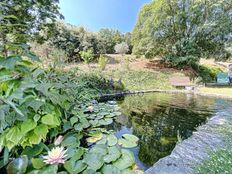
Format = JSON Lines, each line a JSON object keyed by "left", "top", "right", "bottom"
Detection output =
{"left": 83, "top": 152, "right": 104, "bottom": 171}
{"left": 101, "top": 165, "right": 121, "bottom": 174}
{"left": 107, "top": 134, "right": 118, "bottom": 146}
{"left": 104, "top": 146, "right": 121, "bottom": 163}
{"left": 86, "top": 133, "right": 103, "bottom": 143}
{"left": 99, "top": 118, "right": 113, "bottom": 126}
{"left": 89, "top": 145, "right": 108, "bottom": 156}
{"left": 113, "top": 149, "right": 135, "bottom": 170}
{"left": 118, "top": 134, "right": 139, "bottom": 148}
{"left": 64, "top": 159, "right": 87, "bottom": 174}
{"left": 7, "top": 155, "right": 28, "bottom": 174}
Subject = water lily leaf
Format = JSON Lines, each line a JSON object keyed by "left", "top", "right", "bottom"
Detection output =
{"left": 61, "top": 136, "right": 78, "bottom": 147}
{"left": 104, "top": 146, "right": 121, "bottom": 163}
{"left": 22, "top": 144, "right": 44, "bottom": 158}
{"left": 79, "top": 117, "right": 90, "bottom": 128}
{"left": 107, "top": 134, "right": 118, "bottom": 146}
{"left": 74, "top": 123, "right": 83, "bottom": 132}
{"left": 82, "top": 169, "right": 96, "bottom": 174}
{"left": 86, "top": 133, "right": 103, "bottom": 143}
{"left": 64, "top": 159, "right": 87, "bottom": 174}
{"left": 89, "top": 144, "right": 108, "bottom": 156}
{"left": 70, "top": 117, "right": 78, "bottom": 126}
{"left": 118, "top": 134, "right": 139, "bottom": 148}
{"left": 31, "top": 158, "right": 45, "bottom": 169}
{"left": 101, "top": 165, "right": 121, "bottom": 174}
{"left": 83, "top": 152, "right": 104, "bottom": 171}
{"left": 38, "top": 165, "right": 58, "bottom": 174}
{"left": 113, "top": 149, "right": 135, "bottom": 170}
{"left": 96, "top": 137, "right": 107, "bottom": 145}
{"left": 122, "top": 134, "right": 139, "bottom": 142}
{"left": 99, "top": 118, "right": 113, "bottom": 126}
{"left": 34, "top": 124, "right": 48, "bottom": 139}
{"left": 7, "top": 155, "right": 28, "bottom": 174}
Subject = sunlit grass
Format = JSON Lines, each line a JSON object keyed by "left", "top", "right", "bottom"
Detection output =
{"left": 199, "top": 87, "right": 232, "bottom": 96}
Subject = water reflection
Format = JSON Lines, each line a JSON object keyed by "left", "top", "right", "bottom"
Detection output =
{"left": 114, "top": 93, "right": 219, "bottom": 170}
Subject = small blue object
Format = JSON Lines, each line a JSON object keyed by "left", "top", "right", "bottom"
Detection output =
{"left": 217, "top": 73, "right": 229, "bottom": 84}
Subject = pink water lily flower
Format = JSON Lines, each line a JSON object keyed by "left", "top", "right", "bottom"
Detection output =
{"left": 43, "top": 146, "right": 67, "bottom": 164}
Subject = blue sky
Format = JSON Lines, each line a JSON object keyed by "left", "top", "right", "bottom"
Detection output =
{"left": 59, "top": 0, "right": 151, "bottom": 33}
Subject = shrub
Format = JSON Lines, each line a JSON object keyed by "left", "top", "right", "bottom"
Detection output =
{"left": 80, "top": 50, "right": 94, "bottom": 65}
{"left": 197, "top": 65, "right": 223, "bottom": 83}
{"left": 114, "top": 42, "right": 129, "bottom": 55}
{"left": 124, "top": 56, "right": 130, "bottom": 70}
{"left": 162, "top": 55, "right": 199, "bottom": 69}
{"left": 98, "top": 54, "right": 108, "bottom": 71}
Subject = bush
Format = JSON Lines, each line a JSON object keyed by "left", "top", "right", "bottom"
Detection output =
{"left": 98, "top": 54, "right": 108, "bottom": 71}
{"left": 162, "top": 55, "right": 199, "bottom": 69}
{"left": 114, "top": 42, "right": 129, "bottom": 55}
{"left": 197, "top": 65, "right": 223, "bottom": 83}
{"left": 80, "top": 50, "right": 94, "bottom": 64}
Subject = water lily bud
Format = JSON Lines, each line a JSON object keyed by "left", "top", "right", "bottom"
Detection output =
{"left": 87, "top": 106, "right": 94, "bottom": 112}
{"left": 54, "top": 135, "right": 64, "bottom": 146}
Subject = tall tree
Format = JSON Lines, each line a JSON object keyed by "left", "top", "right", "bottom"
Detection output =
{"left": 132, "top": 0, "right": 232, "bottom": 67}
{"left": 0, "top": 0, "right": 63, "bottom": 49}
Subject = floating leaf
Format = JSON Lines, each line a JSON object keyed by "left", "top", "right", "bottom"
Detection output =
{"left": 7, "top": 155, "right": 28, "bottom": 174}
{"left": 70, "top": 117, "right": 78, "bottom": 126}
{"left": 64, "top": 159, "right": 87, "bottom": 174}
{"left": 107, "top": 134, "right": 117, "bottom": 146}
{"left": 118, "top": 134, "right": 139, "bottom": 148}
{"left": 89, "top": 145, "right": 108, "bottom": 156}
{"left": 101, "top": 165, "right": 121, "bottom": 174}
{"left": 82, "top": 169, "right": 96, "bottom": 174}
{"left": 122, "top": 168, "right": 137, "bottom": 174}
{"left": 83, "top": 152, "right": 104, "bottom": 171}
{"left": 86, "top": 133, "right": 103, "bottom": 143}
{"left": 31, "top": 158, "right": 45, "bottom": 169}
{"left": 104, "top": 146, "right": 121, "bottom": 163}
{"left": 113, "top": 149, "right": 135, "bottom": 170}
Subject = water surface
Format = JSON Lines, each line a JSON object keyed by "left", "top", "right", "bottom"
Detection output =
{"left": 112, "top": 93, "right": 231, "bottom": 171}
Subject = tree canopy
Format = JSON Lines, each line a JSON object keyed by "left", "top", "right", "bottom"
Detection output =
{"left": 132, "top": 0, "right": 232, "bottom": 67}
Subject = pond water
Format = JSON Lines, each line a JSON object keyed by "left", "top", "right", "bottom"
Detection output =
{"left": 111, "top": 93, "right": 232, "bottom": 171}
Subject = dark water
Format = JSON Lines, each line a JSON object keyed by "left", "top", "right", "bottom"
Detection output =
{"left": 112, "top": 93, "right": 231, "bottom": 171}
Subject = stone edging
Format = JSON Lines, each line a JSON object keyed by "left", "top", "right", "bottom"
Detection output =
{"left": 145, "top": 100, "right": 232, "bottom": 174}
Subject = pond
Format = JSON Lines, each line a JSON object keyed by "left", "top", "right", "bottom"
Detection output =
{"left": 111, "top": 93, "right": 232, "bottom": 171}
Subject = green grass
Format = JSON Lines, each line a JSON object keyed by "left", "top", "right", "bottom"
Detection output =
{"left": 99, "top": 70, "right": 174, "bottom": 91}
{"left": 199, "top": 87, "right": 232, "bottom": 96}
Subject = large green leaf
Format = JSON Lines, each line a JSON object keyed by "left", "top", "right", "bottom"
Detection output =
{"left": 22, "top": 144, "right": 44, "bottom": 158}
{"left": 113, "top": 149, "right": 135, "bottom": 170}
{"left": 64, "top": 159, "right": 87, "bottom": 174}
{"left": 83, "top": 152, "right": 104, "bottom": 171}
{"left": 7, "top": 155, "right": 28, "bottom": 174}
{"left": 101, "top": 165, "right": 121, "bottom": 174}
{"left": 107, "top": 134, "right": 118, "bottom": 146}
{"left": 118, "top": 134, "right": 139, "bottom": 148}
{"left": 31, "top": 158, "right": 45, "bottom": 169}
{"left": 21, "top": 119, "right": 37, "bottom": 134}
{"left": 89, "top": 144, "right": 108, "bottom": 156}
{"left": 104, "top": 146, "right": 121, "bottom": 163}
{"left": 0, "top": 56, "right": 22, "bottom": 69}
{"left": 41, "top": 114, "right": 60, "bottom": 127}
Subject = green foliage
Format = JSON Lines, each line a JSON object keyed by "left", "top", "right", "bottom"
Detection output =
{"left": 98, "top": 54, "right": 108, "bottom": 71}
{"left": 0, "top": 0, "right": 62, "bottom": 47}
{"left": 132, "top": 0, "right": 232, "bottom": 67}
{"left": 197, "top": 65, "right": 223, "bottom": 83}
{"left": 80, "top": 50, "right": 94, "bottom": 64}
{"left": 0, "top": 44, "right": 139, "bottom": 173}
{"left": 196, "top": 150, "right": 232, "bottom": 174}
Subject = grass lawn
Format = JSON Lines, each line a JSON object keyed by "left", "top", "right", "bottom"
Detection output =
{"left": 92, "top": 69, "right": 174, "bottom": 91}
{"left": 199, "top": 87, "right": 232, "bottom": 96}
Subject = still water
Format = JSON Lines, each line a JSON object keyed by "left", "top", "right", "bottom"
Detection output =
{"left": 112, "top": 93, "right": 232, "bottom": 171}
